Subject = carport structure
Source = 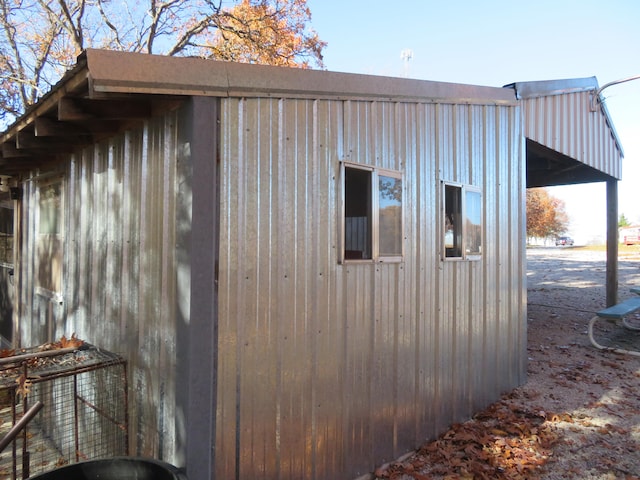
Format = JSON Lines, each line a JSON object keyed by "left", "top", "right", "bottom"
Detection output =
{"left": 507, "top": 77, "right": 625, "bottom": 306}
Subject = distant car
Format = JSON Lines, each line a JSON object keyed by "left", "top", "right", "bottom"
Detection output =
{"left": 555, "top": 236, "right": 574, "bottom": 246}
{"left": 619, "top": 226, "right": 640, "bottom": 245}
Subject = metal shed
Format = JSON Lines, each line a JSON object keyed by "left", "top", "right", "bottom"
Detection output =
{"left": 0, "top": 50, "right": 622, "bottom": 479}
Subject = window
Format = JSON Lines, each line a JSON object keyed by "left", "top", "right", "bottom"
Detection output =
{"left": 0, "top": 193, "right": 14, "bottom": 267}
{"left": 444, "top": 184, "right": 462, "bottom": 257}
{"left": 378, "top": 175, "right": 403, "bottom": 256}
{"left": 343, "top": 164, "right": 403, "bottom": 262}
{"left": 37, "top": 178, "right": 63, "bottom": 296}
{"left": 443, "top": 182, "right": 482, "bottom": 260}
{"left": 465, "top": 189, "right": 482, "bottom": 257}
{"left": 344, "top": 167, "right": 372, "bottom": 260}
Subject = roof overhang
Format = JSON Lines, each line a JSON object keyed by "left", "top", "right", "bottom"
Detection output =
{"left": 1, "top": 51, "right": 624, "bottom": 187}
{"left": 0, "top": 49, "right": 517, "bottom": 175}
{"left": 506, "top": 77, "right": 624, "bottom": 187}
{"left": 82, "top": 49, "right": 516, "bottom": 104}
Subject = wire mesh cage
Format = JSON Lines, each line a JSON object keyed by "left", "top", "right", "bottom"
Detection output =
{"left": 0, "top": 341, "right": 128, "bottom": 479}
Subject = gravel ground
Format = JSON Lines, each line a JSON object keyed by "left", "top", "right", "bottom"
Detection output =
{"left": 374, "top": 246, "right": 640, "bottom": 480}
{"left": 524, "top": 247, "right": 640, "bottom": 479}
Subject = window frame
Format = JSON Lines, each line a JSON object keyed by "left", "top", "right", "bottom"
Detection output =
{"left": 441, "top": 181, "right": 482, "bottom": 261}
{"left": 464, "top": 186, "right": 482, "bottom": 260}
{"left": 341, "top": 162, "right": 404, "bottom": 264}
{"left": 0, "top": 192, "right": 14, "bottom": 268}
{"left": 35, "top": 175, "right": 65, "bottom": 302}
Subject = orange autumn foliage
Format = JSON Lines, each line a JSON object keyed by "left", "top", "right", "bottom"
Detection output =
{"left": 0, "top": 0, "right": 325, "bottom": 124}
{"left": 526, "top": 188, "right": 569, "bottom": 240}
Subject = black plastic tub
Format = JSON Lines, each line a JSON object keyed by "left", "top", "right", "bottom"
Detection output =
{"left": 29, "top": 457, "right": 187, "bottom": 479}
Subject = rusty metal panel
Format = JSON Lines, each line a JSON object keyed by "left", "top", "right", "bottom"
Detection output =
{"left": 18, "top": 111, "right": 182, "bottom": 463}
{"left": 216, "top": 94, "right": 525, "bottom": 479}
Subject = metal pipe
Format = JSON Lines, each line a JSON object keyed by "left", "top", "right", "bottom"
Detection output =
{"left": 590, "top": 74, "right": 640, "bottom": 111}
{"left": 21, "top": 363, "right": 28, "bottom": 479}
{"left": 0, "top": 401, "right": 44, "bottom": 453}
{"left": 74, "top": 374, "right": 80, "bottom": 462}
{"left": 0, "top": 346, "right": 82, "bottom": 366}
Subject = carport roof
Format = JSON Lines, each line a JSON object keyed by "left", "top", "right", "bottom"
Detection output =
{"left": 506, "top": 77, "right": 624, "bottom": 187}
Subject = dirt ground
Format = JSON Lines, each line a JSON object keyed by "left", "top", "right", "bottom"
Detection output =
{"left": 374, "top": 246, "right": 640, "bottom": 480}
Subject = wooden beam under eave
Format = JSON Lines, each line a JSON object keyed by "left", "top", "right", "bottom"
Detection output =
{"left": 35, "top": 117, "right": 89, "bottom": 136}
{"left": 0, "top": 156, "right": 47, "bottom": 174}
{"left": 0, "top": 157, "right": 43, "bottom": 169}
{"left": 58, "top": 96, "right": 152, "bottom": 121}
{"left": 38, "top": 116, "right": 124, "bottom": 139}
{"left": 1, "top": 142, "right": 32, "bottom": 159}
{"left": 58, "top": 97, "right": 93, "bottom": 121}
{"left": 0, "top": 68, "right": 89, "bottom": 145}
{"left": 16, "top": 130, "right": 91, "bottom": 151}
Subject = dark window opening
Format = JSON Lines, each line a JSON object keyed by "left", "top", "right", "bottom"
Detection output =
{"left": 443, "top": 182, "right": 482, "bottom": 260}
{"left": 344, "top": 167, "right": 372, "bottom": 260}
{"left": 0, "top": 193, "right": 14, "bottom": 266}
{"left": 444, "top": 184, "right": 462, "bottom": 258}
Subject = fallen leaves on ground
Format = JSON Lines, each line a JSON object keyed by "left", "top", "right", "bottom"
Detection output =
{"left": 374, "top": 400, "right": 560, "bottom": 480}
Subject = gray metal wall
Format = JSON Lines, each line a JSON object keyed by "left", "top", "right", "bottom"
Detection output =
{"left": 18, "top": 111, "right": 184, "bottom": 463}
{"left": 215, "top": 96, "right": 526, "bottom": 479}
{"left": 16, "top": 93, "right": 526, "bottom": 480}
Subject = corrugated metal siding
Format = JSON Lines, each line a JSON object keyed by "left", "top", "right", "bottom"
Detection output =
{"left": 18, "top": 112, "right": 182, "bottom": 463}
{"left": 15, "top": 91, "right": 525, "bottom": 480}
{"left": 216, "top": 96, "right": 525, "bottom": 479}
{"left": 521, "top": 90, "right": 622, "bottom": 178}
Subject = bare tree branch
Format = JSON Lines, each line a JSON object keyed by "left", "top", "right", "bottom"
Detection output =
{"left": 96, "top": 0, "right": 126, "bottom": 50}
{"left": 144, "top": 0, "right": 184, "bottom": 53}
{"left": 56, "top": 0, "right": 85, "bottom": 50}
{"left": 0, "top": 0, "right": 325, "bottom": 124}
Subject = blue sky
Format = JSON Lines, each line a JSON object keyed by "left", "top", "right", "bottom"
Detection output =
{"left": 306, "top": 0, "right": 640, "bottom": 243}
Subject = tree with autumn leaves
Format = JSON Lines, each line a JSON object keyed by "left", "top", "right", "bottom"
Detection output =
{"left": 0, "top": 0, "right": 325, "bottom": 124}
{"left": 526, "top": 187, "right": 569, "bottom": 241}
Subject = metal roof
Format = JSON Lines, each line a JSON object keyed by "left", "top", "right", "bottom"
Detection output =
{"left": 505, "top": 77, "right": 624, "bottom": 186}
{"left": 506, "top": 76, "right": 599, "bottom": 99}
{"left": 0, "top": 50, "right": 624, "bottom": 185}
{"left": 508, "top": 76, "right": 623, "bottom": 153}
{"left": 83, "top": 49, "right": 517, "bottom": 103}
{"left": 0, "top": 50, "right": 518, "bottom": 174}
